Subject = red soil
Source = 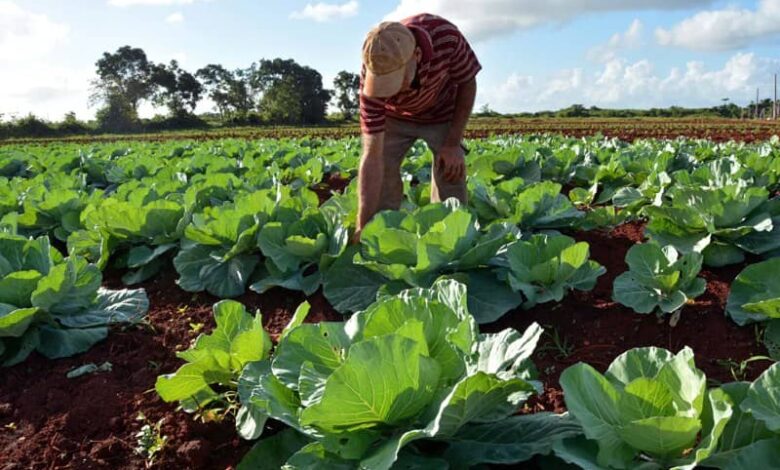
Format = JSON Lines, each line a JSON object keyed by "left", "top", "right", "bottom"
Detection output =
{"left": 5, "top": 118, "right": 779, "bottom": 146}
{"left": 484, "top": 221, "right": 771, "bottom": 412}
{"left": 311, "top": 172, "right": 351, "bottom": 205}
{"left": 0, "top": 269, "right": 340, "bottom": 470}
{"left": 0, "top": 222, "right": 770, "bottom": 469}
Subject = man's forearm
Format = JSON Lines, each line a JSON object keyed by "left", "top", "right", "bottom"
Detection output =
{"left": 357, "top": 132, "right": 385, "bottom": 231}
{"left": 444, "top": 78, "right": 477, "bottom": 147}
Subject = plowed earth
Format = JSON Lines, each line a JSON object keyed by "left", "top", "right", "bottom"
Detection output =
{"left": 0, "top": 222, "right": 771, "bottom": 469}
{"left": 4, "top": 118, "right": 780, "bottom": 146}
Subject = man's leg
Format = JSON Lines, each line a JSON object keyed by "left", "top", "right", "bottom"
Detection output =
{"left": 419, "top": 122, "right": 468, "bottom": 204}
{"left": 377, "top": 118, "right": 417, "bottom": 211}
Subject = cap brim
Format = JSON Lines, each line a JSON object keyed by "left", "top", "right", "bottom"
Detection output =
{"left": 363, "top": 66, "right": 405, "bottom": 99}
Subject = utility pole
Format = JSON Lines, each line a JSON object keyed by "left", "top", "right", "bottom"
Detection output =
{"left": 756, "top": 88, "right": 760, "bottom": 119}
{"left": 774, "top": 73, "right": 778, "bottom": 120}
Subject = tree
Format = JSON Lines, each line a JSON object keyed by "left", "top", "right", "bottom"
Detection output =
{"left": 476, "top": 103, "right": 499, "bottom": 117}
{"left": 333, "top": 71, "right": 359, "bottom": 120}
{"left": 715, "top": 98, "right": 740, "bottom": 118}
{"left": 260, "top": 79, "right": 304, "bottom": 124}
{"left": 760, "top": 98, "right": 774, "bottom": 118}
{"left": 58, "top": 112, "right": 91, "bottom": 135}
{"left": 151, "top": 60, "right": 204, "bottom": 116}
{"left": 557, "top": 104, "right": 588, "bottom": 118}
{"left": 9, "top": 114, "right": 56, "bottom": 138}
{"left": 92, "top": 46, "right": 155, "bottom": 113}
{"left": 196, "top": 64, "right": 254, "bottom": 121}
{"left": 251, "top": 58, "right": 332, "bottom": 125}
{"left": 95, "top": 93, "right": 140, "bottom": 133}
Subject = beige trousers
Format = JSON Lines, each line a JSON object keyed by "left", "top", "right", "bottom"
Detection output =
{"left": 377, "top": 117, "right": 468, "bottom": 211}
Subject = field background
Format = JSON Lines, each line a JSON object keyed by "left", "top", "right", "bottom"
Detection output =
{"left": 4, "top": 117, "right": 780, "bottom": 146}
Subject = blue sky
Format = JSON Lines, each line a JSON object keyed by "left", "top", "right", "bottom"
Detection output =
{"left": 1, "top": 0, "right": 779, "bottom": 120}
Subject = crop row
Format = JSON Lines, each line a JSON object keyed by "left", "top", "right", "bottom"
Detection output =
{"left": 3, "top": 135, "right": 780, "bottom": 297}
{"left": 152, "top": 282, "right": 780, "bottom": 469}
{"left": 4, "top": 118, "right": 780, "bottom": 147}
{"left": 2, "top": 135, "right": 780, "bottom": 468}
{"left": 3, "top": 136, "right": 780, "bottom": 352}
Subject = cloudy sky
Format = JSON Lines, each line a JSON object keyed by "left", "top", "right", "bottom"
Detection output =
{"left": 1, "top": 0, "right": 779, "bottom": 120}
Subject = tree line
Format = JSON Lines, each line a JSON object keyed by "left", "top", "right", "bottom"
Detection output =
{"left": 91, "top": 46, "right": 362, "bottom": 131}
{"left": 1, "top": 45, "right": 775, "bottom": 140}
{"left": 476, "top": 101, "right": 765, "bottom": 120}
{"left": 1, "top": 45, "right": 360, "bottom": 137}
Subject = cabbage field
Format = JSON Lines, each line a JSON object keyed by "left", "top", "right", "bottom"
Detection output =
{"left": 2, "top": 134, "right": 780, "bottom": 469}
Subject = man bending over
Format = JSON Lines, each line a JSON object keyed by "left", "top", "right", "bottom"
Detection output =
{"left": 355, "top": 13, "right": 481, "bottom": 239}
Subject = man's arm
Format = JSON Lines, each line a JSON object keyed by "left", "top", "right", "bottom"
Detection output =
{"left": 444, "top": 77, "right": 477, "bottom": 148}
{"left": 355, "top": 131, "right": 385, "bottom": 238}
{"left": 439, "top": 77, "right": 477, "bottom": 182}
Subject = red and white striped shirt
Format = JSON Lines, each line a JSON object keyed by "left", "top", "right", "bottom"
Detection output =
{"left": 359, "top": 13, "right": 482, "bottom": 134}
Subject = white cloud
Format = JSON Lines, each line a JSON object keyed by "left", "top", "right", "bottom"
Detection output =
{"left": 658, "top": 53, "right": 768, "bottom": 100}
{"left": 656, "top": 0, "right": 780, "bottom": 51}
{"left": 538, "top": 68, "right": 584, "bottom": 102}
{"left": 587, "top": 19, "right": 643, "bottom": 62}
{"left": 0, "top": 63, "right": 93, "bottom": 120}
{"left": 0, "top": 1, "right": 70, "bottom": 61}
{"left": 588, "top": 58, "right": 657, "bottom": 103}
{"left": 385, "top": 0, "right": 713, "bottom": 41}
{"left": 480, "top": 52, "right": 780, "bottom": 112}
{"left": 108, "top": 0, "right": 195, "bottom": 6}
{"left": 0, "top": 2, "right": 88, "bottom": 120}
{"left": 290, "top": 1, "right": 359, "bottom": 22}
{"left": 165, "top": 12, "right": 184, "bottom": 23}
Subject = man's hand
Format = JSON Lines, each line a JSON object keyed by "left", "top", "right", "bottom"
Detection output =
{"left": 437, "top": 144, "right": 466, "bottom": 183}
{"left": 437, "top": 77, "right": 476, "bottom": 184}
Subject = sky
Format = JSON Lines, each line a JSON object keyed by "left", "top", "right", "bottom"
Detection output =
{"left": 1, "top": 0, "right": 779, "bottom": 120}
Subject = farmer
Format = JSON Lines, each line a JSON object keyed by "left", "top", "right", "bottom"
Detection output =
{"left": 354, "top": 13, "right": 481, "bottom": 239}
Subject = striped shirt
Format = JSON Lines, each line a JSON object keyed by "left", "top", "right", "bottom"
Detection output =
{"left": 359, "top": 14, "right": 482, "bottom": 134}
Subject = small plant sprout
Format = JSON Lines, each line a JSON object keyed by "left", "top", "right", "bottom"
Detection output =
{"left": 539, "top": 326, "right": 574, "bottom": 360}
{"left": 134, "top": 412, "right": 168, "bottom": 468}
{"left": 716, "top": 355, "right": 774, "bottom": 382}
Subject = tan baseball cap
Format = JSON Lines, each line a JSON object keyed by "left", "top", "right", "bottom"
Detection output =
{"left": 362, "top": 22, "right": 416, "bottom": 98}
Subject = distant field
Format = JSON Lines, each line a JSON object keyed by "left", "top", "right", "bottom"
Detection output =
{"left": 3, "top": 117, "right": 780, "bottom": 145}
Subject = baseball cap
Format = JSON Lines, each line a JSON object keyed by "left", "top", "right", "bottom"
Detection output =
{"left": 362, "top": 22, "right": 416, "bottom": 98}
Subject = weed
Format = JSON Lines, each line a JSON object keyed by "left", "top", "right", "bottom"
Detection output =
{"left": 538, "top": 326, "right": 574, "bottom": 360}
{"left": 134, "top": 412, "right": 168, "bottom": 468}
{"left": 716, "top": 355, "right": 773, "bottom": 382}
